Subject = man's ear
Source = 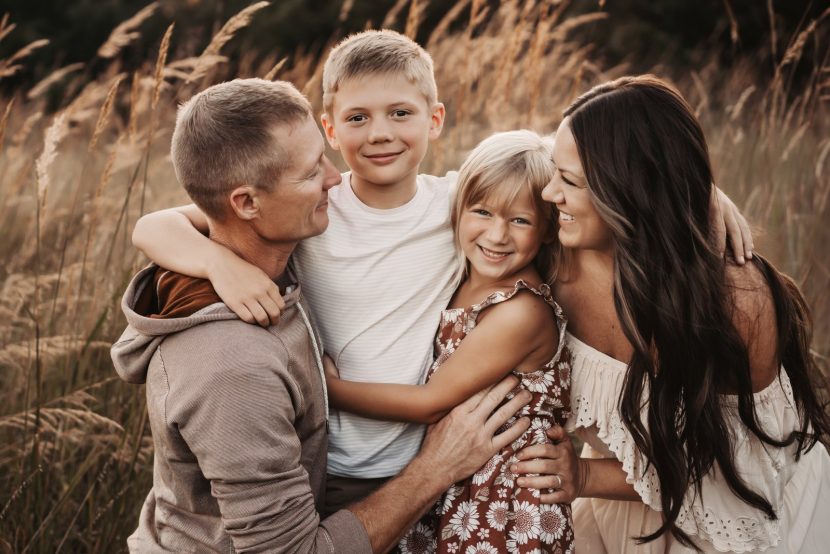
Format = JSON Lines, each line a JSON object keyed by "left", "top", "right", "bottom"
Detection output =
{"left": 320, "top": 113, "right": 339, "bottom": 150}
{"left": 428, "top": 102, "right": 446, "bottom": 141}
{"left": 228, "top": 185, "right": 259, "bottom": 220}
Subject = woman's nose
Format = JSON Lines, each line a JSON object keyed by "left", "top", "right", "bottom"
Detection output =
{"left": 541, "top": 178, "right": 562, "bottom": 204}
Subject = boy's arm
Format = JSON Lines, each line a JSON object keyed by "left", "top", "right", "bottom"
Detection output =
{"left": 132, "top": 205, "right": 283, "bottom": 326}
{"left": 326, "top": 293, "right": 554, "bottom": 424}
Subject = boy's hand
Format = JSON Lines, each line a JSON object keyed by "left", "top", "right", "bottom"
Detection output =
{"left": 207, "top": 248, "right": 284, "bottom": 326}
{"left": 711, "top": 187, "right": 753, "bottom": 264}
{"left": 322, "top": 354, "right": 340, "bottom": 380}
{"left": 512, "top": 425, "right": 583, "bottom": 504}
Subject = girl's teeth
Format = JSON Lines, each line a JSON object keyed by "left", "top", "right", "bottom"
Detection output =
{"left": 481, "top": 246, "right": 508, "bottom": 258}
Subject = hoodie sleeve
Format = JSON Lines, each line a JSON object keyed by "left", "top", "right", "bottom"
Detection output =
{"left": 165, "top": 335, "right": 370, "bottom": 554}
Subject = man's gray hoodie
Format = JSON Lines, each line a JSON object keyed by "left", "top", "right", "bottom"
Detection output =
{"left": 111, "top": 265, "right": 371, "bottom": 553}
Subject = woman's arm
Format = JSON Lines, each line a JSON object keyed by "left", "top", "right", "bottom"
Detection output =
{"left": 132, "top": 205, "right": 284, "bottom": 326}
{"left": 512, "top": 426, "right": 640, "bottom": 503}
{"left": 326, "top": 292, "right": 557, "bottom": 424}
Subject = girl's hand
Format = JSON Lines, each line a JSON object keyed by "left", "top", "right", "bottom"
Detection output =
{"left": 323, "top": 354, "right": 340, "bottom": 380}
{"left": 206, "top": 248, "right": 284, "bottom": 327}
{"left": 512, "top": 425, "right": 585, "bottom": 504}
{"left": 711, "top": 186, "right": 753, "bottom": 264}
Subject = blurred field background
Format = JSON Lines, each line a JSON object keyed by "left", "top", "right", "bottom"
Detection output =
{"left": 0, "top": 0, "right": 828, "bottom": 551}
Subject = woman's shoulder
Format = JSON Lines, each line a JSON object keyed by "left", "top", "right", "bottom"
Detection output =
{"left": 724, "top": 259, "right": 779, "bottom": 392}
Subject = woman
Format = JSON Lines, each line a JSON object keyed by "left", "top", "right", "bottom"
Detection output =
{"left": 513, "top": 75, "right": 830, "bottom": 552}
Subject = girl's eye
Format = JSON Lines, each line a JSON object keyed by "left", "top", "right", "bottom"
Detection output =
{"left": 472, "top": 208, "right": 490, "bottom": 216}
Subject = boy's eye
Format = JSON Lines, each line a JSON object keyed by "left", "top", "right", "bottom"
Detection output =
{"left": 347, "top": 114, "right": 367, "bottom": 123}
{"left": 391, "top": 109, "right": 411, "bottom": 118}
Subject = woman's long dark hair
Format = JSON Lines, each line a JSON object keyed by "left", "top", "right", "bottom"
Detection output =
{"left": 563, "top": 75, "right": 830, "bottom": 548}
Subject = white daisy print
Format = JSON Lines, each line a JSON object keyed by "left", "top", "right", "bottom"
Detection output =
{"left": 509, "top": 500, "right": 542, "bottom": 545}
{"left": 521, "top": 370, "right": 556, "bottom": 393}
{"left": 398, "top": 521, "right": 435, "bottom": 554}
{"left": 448, "top": 501, "right": 480, "bottom": 541}
{"left": 440, "top": 484, "right": 463, "bottom": 515}
{"left": 485, "top": 500, "right": 509, "bottom": 531}
{"left": 538, "top": 503, "right": 568, "bottom": 543}
{"left": 464, "top": 542, "right": 499, "bottom": 554}
{"left": 472, "top": 453, "right": 502, "bottom": 485}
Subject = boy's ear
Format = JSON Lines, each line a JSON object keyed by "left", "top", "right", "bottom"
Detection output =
{"left": 429, "top": 102, "right": 446, "bottom": 141}
{"left": 320, "top": 113, "right": 340, "bottom": 150}
{"left": 228, "top": 185, "right": 259, "bottom": 221}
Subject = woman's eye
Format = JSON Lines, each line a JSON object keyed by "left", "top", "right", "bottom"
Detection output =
{"left": 512, "top": 218, "right": 531, "bottom": 225}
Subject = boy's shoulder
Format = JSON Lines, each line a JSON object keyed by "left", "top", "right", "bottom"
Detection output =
{"left": 417, "top": 171, "right": 458, "bottom": 199}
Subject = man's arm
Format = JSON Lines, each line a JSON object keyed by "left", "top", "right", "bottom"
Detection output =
{"left": 348, "top": 376, "right": 532, "bottom": 553}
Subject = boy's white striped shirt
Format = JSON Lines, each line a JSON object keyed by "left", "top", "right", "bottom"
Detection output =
{"left": 293, "top": 172, "right": 458, "bottom": 478}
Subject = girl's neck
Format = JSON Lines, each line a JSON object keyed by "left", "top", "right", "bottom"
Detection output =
{"left": 456, "top": 265, "right": 541, "bottom": 307}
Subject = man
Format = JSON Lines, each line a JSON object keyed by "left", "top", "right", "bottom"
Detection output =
{"left": 111, "top": 78, "right": 532, "bottom": 553}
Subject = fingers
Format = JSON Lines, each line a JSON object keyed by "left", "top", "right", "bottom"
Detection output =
{"left": 474, "top": 375, "right": 520, "bottom": 417}
{"left": 247, "top": 302, "right": 271, "bottom": 328}
{"left": 482, "top": 384, "right": 529, "bottom": 437}
{"left": 259, "top": 296, "right": 282, "bottom": 326}
{"left": 546, "top": 424, "right": 567, "bottom": 443}
{"left": 516, "top": 442, "right": 560, "bottom": 462}
{"left": 723, "top": 204, "right": 745, "bottom": 265}
{"left": 539, "top": 490, "right": 573, "bottom": 505}
{"left": 230, "top": 303, "right": 257, "bottom": 325}
{"left": 492, "top": 416, "right": 530, "bottom": 452}
{"left": 710, "top": 188, "right": 728, "bottom": 256}
{"left": 737, "top": 212, "right": 754, "bottom": 260}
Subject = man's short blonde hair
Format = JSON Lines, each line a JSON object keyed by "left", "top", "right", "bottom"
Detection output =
{"left": 171, "top": 78, "right": 313, "bottom": 220}
{"left": 322, "top": 29, "right": 438, "bottom": 113}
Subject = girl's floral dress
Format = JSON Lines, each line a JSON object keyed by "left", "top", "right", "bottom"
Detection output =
{"left": 398, "top": 280, "right": 574, "bottom": 554}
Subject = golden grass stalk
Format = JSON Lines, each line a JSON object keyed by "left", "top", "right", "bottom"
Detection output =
{"left": 338, "top": 0, "right": 356, "bottom": 23}
{"left": 0, "top": 13, "right": 15, "bottom": 44}
{"left": 35, "top": 113, "right": 68, "bottom": 212}
{"left": 405, "top": 0, "right": 426, "bottom": 40}
{"left": 151, "top": 23, "right": 174, "bottom": 111}
{"left": 426, "top": 0, "right": 470, "bottom": 52}
{"left": 128, "top": 71, "right": 141, "bottom": 144}
{"left": 27, "top": 63, "right": 85, "bottom": 100}
{"left": 0, "top": 97, "right": 13, "bottom": 148}
{"left": 778, "top": 7, "right": 830, "bottom": 69}
{"left": 383, "top": 0, "right": 411, "bottom": 28}
{"left": 0, "top": 38, "right": 50, "bottom": 80}
{"left": 88, "top": 75, "right": 124, "bottom": 152}
{"left": 96, "top": 2, "right": 159, "bottom": 59}
{"left": 263, "top": 56, "right": 288, "bottom": 81}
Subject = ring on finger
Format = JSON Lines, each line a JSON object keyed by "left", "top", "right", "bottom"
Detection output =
{"left": 554, "top": 474, "right": 562, "bottom": 490}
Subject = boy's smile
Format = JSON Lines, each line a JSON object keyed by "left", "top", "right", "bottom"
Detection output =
{"left": 322, "top": 72, "right": 444, "bottom": 209}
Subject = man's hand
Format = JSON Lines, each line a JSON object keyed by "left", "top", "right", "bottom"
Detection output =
{"left": 207, "top": 248, "right": 284, "bottom": 327}
{"left": 711, "top": 187, "right": 753, "bottom": 264}
{"left": 416, "top": 376, "right": 532, "bottom": 487}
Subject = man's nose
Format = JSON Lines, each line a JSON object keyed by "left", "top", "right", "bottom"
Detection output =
{"left": 321, "top": 156, "right": 341, "bottom": 189}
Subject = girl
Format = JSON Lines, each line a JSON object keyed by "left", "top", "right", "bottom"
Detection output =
{"left": 515, "top": 75, "right": 830, "bottom": 553}
{"left": 324, "top": 130, "right": 574, "bottom": 554}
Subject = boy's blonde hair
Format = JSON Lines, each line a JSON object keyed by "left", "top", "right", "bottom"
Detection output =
{"left": 322, "top": 29, "right": 438, "bottom": 113}
{"left": 171, "top": 78, "right": 313, "bottom": 220}
{"left": 451, "top": 130, "right": 559, "bottom": 285}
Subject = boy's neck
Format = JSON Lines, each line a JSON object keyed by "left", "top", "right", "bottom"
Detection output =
{"left": 350, "top": 170, "right": 419, "bottom": 209}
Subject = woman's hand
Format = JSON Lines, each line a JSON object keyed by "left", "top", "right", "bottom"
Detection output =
{"left": 206, "top": 248, "right": 284, "bottom": 327}
{"left": 512, "top": 425, "right": 585, "bottom": 504}
{"left": 711, "top": 186, "right": 753, "bottom": 264}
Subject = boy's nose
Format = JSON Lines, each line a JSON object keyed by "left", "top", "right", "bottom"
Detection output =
{"left": 367, "top": 120, "right": 393, "bottom": 143}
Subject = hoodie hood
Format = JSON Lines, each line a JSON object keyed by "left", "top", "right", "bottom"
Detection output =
{"left": 111, "top": 265, "right": 303, "bottom": 385}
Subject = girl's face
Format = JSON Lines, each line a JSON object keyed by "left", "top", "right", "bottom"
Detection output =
{"left": 542, "top": 118, "right": 612, "bottom": 252}
{"left": 458, "top": 184, "right": 546, "bottom": 284}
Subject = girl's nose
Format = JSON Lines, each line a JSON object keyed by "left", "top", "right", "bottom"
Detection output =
{"left": 485, "top": 220, "right": 510, "bottom": 243}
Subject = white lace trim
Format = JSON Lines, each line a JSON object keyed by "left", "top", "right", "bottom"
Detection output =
{"left": 566, "top": 332, "right": 801, "bottom": 553}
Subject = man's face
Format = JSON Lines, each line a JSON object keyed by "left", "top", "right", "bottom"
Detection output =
{"left": 252, "top": 116, "right": 341, "bottom": 244}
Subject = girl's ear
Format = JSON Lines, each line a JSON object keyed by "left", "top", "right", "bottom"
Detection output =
{"left": 320, "top": 113, "right": 340, "bottom": 150}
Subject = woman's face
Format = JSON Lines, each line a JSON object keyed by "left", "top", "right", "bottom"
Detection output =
{"left": 542, "top": 118, "right": 612, "bottom": 253}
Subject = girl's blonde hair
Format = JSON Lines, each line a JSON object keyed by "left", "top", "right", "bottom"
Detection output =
{"left": 451, "top": 129, "right": 559, "bottom": 286}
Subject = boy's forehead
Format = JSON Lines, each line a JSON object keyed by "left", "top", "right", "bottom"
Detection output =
{"left": 332, "top": 71, "right": 431, "bottom": 109}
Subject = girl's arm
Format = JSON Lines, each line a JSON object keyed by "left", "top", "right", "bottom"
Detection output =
{"left": 326, "top": 292, "right": 557, "bottom": 424}
{"left": 132, "top": 205, "right": 283, "bottom": 326}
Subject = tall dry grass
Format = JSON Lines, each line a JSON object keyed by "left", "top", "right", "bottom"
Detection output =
{"left": 0, "top": 1, "right": 828, "bottom": 551}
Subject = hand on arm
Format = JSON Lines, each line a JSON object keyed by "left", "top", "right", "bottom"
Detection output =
{"left": 512, "top": 425, "right": 639, "bottom": 503}
{"left": 132, "top": 205, "right": 283, "bottom": 326}
{"left": 349, "top": 376, "right": 533, "bottom": 553}
{"left": 325, "top": 294, "right": 553, "bottom": 424}
{"left": 711, "top": 187, "right": 754, "bottom": 264}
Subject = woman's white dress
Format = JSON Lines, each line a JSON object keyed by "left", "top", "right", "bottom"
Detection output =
{"left": 565, "top": 332, "right": 830, "bottom": 553}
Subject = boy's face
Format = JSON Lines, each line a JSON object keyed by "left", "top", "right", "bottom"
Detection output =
{"left": 321, "top": 72, "right": 444, "bottom": 189}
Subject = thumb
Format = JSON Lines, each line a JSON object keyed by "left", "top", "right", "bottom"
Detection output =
{"left": 546, "top": 424, "right": 567, "bottom": 443}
